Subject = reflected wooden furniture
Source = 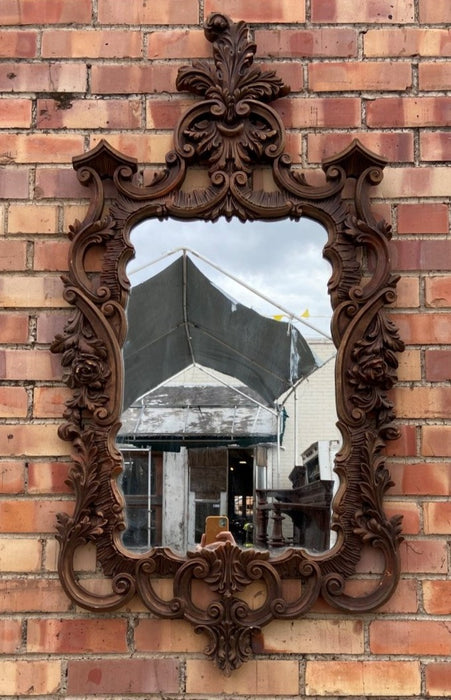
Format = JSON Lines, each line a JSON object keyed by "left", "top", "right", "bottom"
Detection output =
{"left": 256, "top": 481, "right": 334, "bottom": 551}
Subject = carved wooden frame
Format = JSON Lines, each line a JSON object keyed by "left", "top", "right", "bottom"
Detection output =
{"left": 51, "top": 14, "right": 404, "bottom": 673}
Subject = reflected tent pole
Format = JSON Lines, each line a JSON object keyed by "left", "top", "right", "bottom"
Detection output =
{"left": 147, "top": 449, "right": 152, "bottom": 549}
{"left": 276, "top": 406, "right": 281, "bottom": 489}
{"left": 293, "top": 386, "right": 298, "bottom": 468}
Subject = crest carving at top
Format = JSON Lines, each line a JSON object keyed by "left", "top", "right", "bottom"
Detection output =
{"left": 175, "top": 13, "right": 289, "bottom": 174}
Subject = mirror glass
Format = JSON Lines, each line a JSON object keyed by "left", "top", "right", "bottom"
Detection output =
{"left": 117, "top": 218, "right": 341, "bottom": 554}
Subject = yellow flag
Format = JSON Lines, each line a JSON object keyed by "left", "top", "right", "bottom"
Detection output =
{"left": 273, "top": 314, "right": 284, "bottom": 321}
{"left": 301, "top": 309, "right": 310, "bottom": 318}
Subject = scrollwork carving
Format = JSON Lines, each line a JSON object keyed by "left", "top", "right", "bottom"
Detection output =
{"left": 51, "top": 14, "right": 404, "bottom": 672}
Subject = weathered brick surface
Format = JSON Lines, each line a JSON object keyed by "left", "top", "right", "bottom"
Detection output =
{"left": 311, "top": 0, "right": 415, "bottom": 23}
{"left": 423, "top": 581, "right": 451, "bottom": 614}
{"left": 67, "top": 658, "right": 180, "bottom": 695}
{"left": 305, "top": 660, "right": 421, "bottom": 696}
{"left": 0, "top": 4, "right": 449, "bottom": 699}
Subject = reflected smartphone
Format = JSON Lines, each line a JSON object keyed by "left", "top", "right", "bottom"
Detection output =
{"left": 204, "top": 515, "right": 229, "bottom": 545}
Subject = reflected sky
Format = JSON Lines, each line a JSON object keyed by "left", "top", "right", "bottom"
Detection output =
{"left": 129, "top": 218, "right": 332, "bottom": 339}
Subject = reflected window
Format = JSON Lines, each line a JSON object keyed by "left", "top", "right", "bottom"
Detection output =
{"left": 120, "top": 450, "right": 162, "bottom": 550}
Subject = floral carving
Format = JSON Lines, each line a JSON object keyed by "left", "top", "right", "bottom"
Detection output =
{"left": 52, "top": 310, "right": 111, "bottom": 421}
{"left": 348, "top": 311, "right": 404, "bottom": 437}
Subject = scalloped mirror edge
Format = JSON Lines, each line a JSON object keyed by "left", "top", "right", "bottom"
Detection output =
{"left": 51, "top": 13, "right": 404, "bottom": 673}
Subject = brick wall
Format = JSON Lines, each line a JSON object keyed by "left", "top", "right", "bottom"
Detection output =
{"left": 1, "top": 0, "right": 450, "bottom": 697}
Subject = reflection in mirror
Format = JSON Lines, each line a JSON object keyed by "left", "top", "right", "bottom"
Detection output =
{"left": 117, "top": 218, "right": 341, "bottom": 554}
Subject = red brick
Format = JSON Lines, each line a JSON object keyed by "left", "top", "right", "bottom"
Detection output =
{"left": 389, "top": 462, "right": 451, "bottom": 496}
{"left": 308, "top": 132, "right": 413, "bottom": 163}
{"left": 147, "top": 29, "right": 209, "bottom": 59}
{"left": 35, "top": 168, "right": 88, "bottom": 200}
{"left": 419, "top": 62, "right": 451, "bottom": 90}
{"left": 27, "top": 461, "right": 72, "bottom": 494}
{"left": 205, "top": 0, "right": 305, "bottom": 23}
{"left": 397, "top": 349, "right": 421, "bottom": 382}
{"left": 397, "top": 203, "right": 449, "bottom": 234}
{"left": 2, "top": 0, "right": 92, "bottom": 24}
{"left": 312, "top": 0, "right": 414, "bottom": 22}
{"left": 0, "top": 63, "right": 86, "bottom": 93}
{"left": 146, "top": 97, "right": 205, "bottom": 130}
{"left": 254, "top": 619, "right": 363, "bottom": 654}
{"left": 305, "top": 660, "right": 420, "bottom": 696}
{"left": 33, "top": 386, "right": 70, "bottom": 418}
{"left": 98, "top": 0, "right": 198, "bottom": 24}
{"left": 37, "top": 98, "right": 142, "bottom": 130}
{"left": 0, "top": 578, "right": 70, "bottom": 612}
{"left": 67, "top": 658, "right": 179, "bottom": 695}
{"left": 378, "top": 166, "right": 451, "bottom": 198}
{"left": 0, "top": 98, "right": 31, "bottom": 127}
{"left": 89, "top": 133, "right": 172, "bottom": 165}
{"left": 0, "top": 424, "right": 69, "bottom": 457}
{"left": 28, "top": 618, "right": 128, "bottom": 653}
{"left": 425, "top": 349, "right": 451, "bottom": 381}
{"left": 421, "top": 131, "right": 451, "bottom": 161}
{"left": 0, "top": 619, "right": 21, "bottom": 653}
{"left": 0, "top": 660, "right": 61, "bottom": 696}
{"left": 343, "top": 578, "right": 418, "bottom": 614}
{"left": 384, "top": 424, "right": 417, "bottom": 457}
{"left": 309, "top": 62, "right": 411, "bottom": 92}
{"left": 0, "top": 30, "right": 38, "bottom": 58}
{"left": 0, "top": 277, "right": 66, "bottom": 308}
{"left": 0, "top": 313, "right": 29, "bottom": 343}
{"left": 0, "top": 134, "right": 84, "bottom": 164}
{"left": 274, "top": 97, "right": 361, "bottom": 128}
{"left": 0, "top": 169, "right": 29, "bottom": 199}
{"left": 255, "top": 28, "right": 357, "bottom": 58}
{"left": 423, "top": 426, "right": 451, "bottom": 457}
{"left": 135, "top": 619, "right": 205, "bottom": 652}
{"left": 91, "top": 64, "right": 182, "bottom": 96}
{"left": 33, "top": 241, "right": 69, "bottom": 271}
{"left": 394, "top": 279, "right": 420, "bottom": 310}
{"left": 420, "top": 0, "right": 451, "bottom": 22}
{"left": 42, "top": 29, "right": 142, "bottom": 59}
{"left": 367, "top": 97, "right": 451, "bottom": 127}
{"left": 423, "top": 581, "right": 451, "bottom": 614}
{"left": 265, "top": 62, "right": 304, "bottom": 92}
{"left": 426, "top": 662, "right": 451, "bottom": 698}
{"left": 36, "top": 311, "right": 68, "bottom": 344}
{"left": 394, "top": 386, "right": 451, "bottom": 419}
{"left": 385, "top": 501, "right": 420, "bottom": 534}
{"left": 370, "top": 620, "right": 451, "bottom": 655}
{"left": 186, "top": 658, "right": 299, "bottom": 695}
{"left": 0, "top": 348, "right": 63, "bottom": 379}
{"left": 400, "top": 538, "right": 447, "bottom": 573}
{"left": 393, "top": 313, "right": 451, "bottom": 344}
{"left": 0, "top": 461, "right": 25, "bottom": 493}
{"left": 0, "top": 538, "right": 41, "bottom": 572}
{"left": 365, "top": 28, "right": 451, "bottom": 57}
{"left": 424, "top": 501, "right": 451, "bottom": 534}
{"left": 425, "top": 276, "right": 451, "bottom": 308}
{"left": 0, "top": 239, "right": 27, "bottom": 270}
{"left": 0, "top": 386, "right": 28, "bottom": 418}
{"left": 0, "top": 498, "right": 72, "bottom": 532}
{"left": 8, "top": 204, "right": 57, "bottom": 234}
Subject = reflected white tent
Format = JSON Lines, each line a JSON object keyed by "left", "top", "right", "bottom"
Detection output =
{"left": 123, "top": 253, "right": 319, "bottom": 412}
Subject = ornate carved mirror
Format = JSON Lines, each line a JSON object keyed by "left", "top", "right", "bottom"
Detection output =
{"left": 52, "top": 14, "right": 404, "bottom": 673}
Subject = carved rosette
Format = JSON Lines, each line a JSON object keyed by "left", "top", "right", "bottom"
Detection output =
{"left": 51, "top": 14, "right": 404, "bottom": 671}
